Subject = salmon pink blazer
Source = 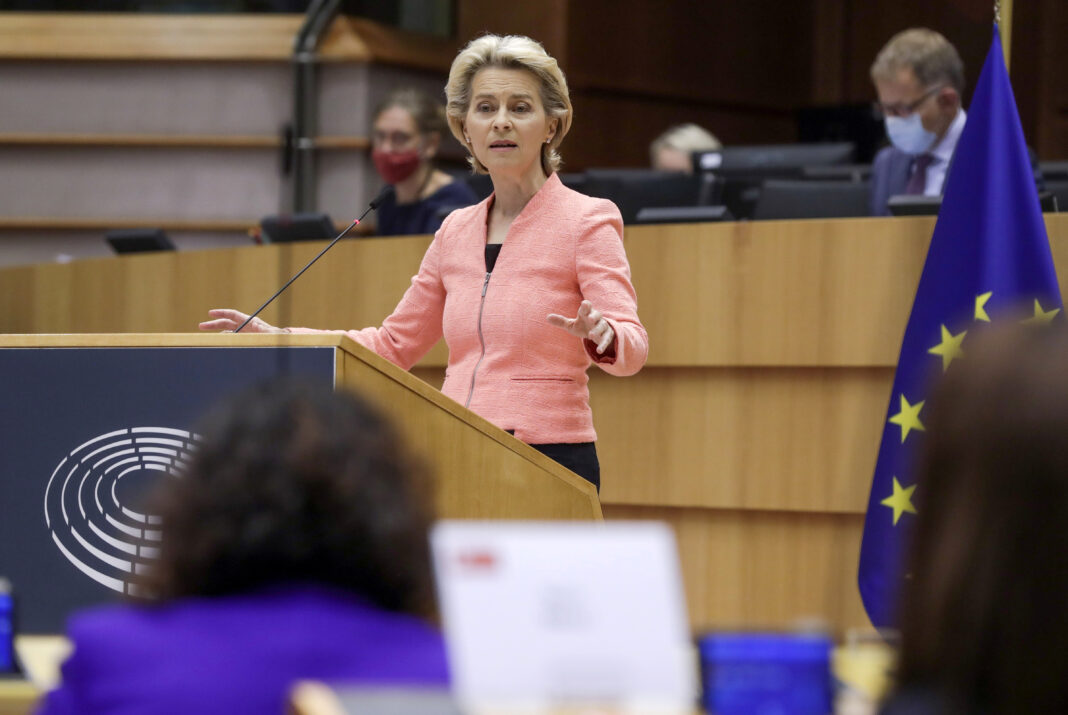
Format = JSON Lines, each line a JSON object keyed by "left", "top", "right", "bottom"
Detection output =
{"left": 293, "top": 173, "right": 647, "bottom": 444}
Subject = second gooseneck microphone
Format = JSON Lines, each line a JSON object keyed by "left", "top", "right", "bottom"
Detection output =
{"left": 235, "top": 186, "right": 395, "bottom": 333}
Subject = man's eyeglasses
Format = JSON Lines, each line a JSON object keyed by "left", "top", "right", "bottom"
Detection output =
{"left": 872, "top": 85, "right": 943, "bottom": 119}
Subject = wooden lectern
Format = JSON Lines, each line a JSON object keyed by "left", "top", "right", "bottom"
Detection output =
{"left": 0, "top": 333, "right": 600, "bottom": 635}
{"left": 0, "top": 333, "right": 601, "bottom": 521}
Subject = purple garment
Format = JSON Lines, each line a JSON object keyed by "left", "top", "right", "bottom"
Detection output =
{"left": 36, "top": 584, "right": 450, "bottom": 715}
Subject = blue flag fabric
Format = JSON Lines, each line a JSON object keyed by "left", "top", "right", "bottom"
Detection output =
{"left": 858, "top": 27, "right": 1062, "bottom": 628}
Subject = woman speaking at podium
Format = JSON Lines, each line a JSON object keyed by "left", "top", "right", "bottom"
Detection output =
{"left": 202, "top": 34, "right": 648, "bottom": 491}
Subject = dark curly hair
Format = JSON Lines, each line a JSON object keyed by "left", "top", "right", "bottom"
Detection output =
{"left": 142, "top": 379, "right": 435, "bottom": 617}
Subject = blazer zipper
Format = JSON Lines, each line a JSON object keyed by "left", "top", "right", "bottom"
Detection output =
{"left": 465, "top": 271, "right": 492, "bottom": 408}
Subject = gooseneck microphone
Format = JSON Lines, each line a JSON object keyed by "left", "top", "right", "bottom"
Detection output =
{"left": 234, "top": 186, "right": 394, "bottom": 333}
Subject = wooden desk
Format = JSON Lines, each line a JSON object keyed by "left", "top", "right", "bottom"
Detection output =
{"left": 0, "top": 681, "right": 37, "bottom": 715}
{"left": 288, "top": 680, "right": 699, "bottom": 715}
{"left": 4, "top": 215, "right": 1067, "bottom": 634}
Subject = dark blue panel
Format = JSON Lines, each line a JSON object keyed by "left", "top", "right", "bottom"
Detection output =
{"left": 0, "top": 346, "right": 334, "bottom": 633}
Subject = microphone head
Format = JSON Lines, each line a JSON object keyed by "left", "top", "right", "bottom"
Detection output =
{"left": 369, "top": 185, "right": 396, "bottom": 210}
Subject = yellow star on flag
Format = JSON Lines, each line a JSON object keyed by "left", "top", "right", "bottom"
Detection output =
{"left": 974, "top": 292, "right": 992, "bottom": 322}
{"left": 928, "top": 324, "right": 966, "bottom": 372}
{"left": 1021, "top": 299, "right": 1060, "bottom": 326}
{"left": 888, "top": 394, "right": 925, "bottom": 443}
{"left": 881, "top": 477, "right": 918, "bottom": 526}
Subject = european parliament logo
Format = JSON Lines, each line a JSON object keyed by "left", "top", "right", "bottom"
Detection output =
{"left": 858, "top": 26, "right": 1063, "bottom": 628}
{"left": 0, "top": 344, "right": 334, "bottom": 632}
{"left": 44, "top": 427, "right": 200, "bottom": 596}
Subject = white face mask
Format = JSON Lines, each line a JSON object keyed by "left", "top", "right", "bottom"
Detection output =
{"left": 884, "top": 114, "right": 937, "bottom": 155}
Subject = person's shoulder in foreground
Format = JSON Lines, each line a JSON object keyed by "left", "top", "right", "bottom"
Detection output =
{"left": 37, "top": 585, "right": 449, "bottom": 715}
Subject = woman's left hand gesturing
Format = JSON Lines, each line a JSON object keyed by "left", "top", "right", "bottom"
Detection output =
{"left": 547, "top": 300, "right": 616, "bottom": 354}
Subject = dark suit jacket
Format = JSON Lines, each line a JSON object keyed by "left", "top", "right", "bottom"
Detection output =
{"left": 869, "top": 145, "right": 916, "bottom": 217}
{"left": 37, "top": 584, "right": 450, "bottom": 715}
{"left": 869, "top": 143, "right": 1045, "bottom": 216}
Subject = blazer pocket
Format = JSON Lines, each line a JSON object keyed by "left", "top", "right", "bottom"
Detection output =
{"left": 510, "top": 375, "right": 574, "bottom": 383}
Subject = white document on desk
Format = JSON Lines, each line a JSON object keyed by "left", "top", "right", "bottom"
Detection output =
{"left": 431, "top": 520, "right": 695, "bottom": 713}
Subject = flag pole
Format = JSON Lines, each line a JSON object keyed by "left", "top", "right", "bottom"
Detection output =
{"left": 997, "top": 0, "right": 1013, "bottom": 71}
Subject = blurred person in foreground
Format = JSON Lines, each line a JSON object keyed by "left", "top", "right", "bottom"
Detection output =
{"left": 371, "top": 88, "right": 479, "bottom": 236}
{"left": 37, "top": 380, "right": 448, "bottom": 715}
{"left": 869, "top": 28, "right": 966, "bottom": 216}
{"left": 650, "top": 123, "right": 721, "bottom": 173}
{"left": 202, "top": 34, "right": 648, "bottom": 492}
{"left": 881, "top": 324, "right": 1068, "bottom": 714}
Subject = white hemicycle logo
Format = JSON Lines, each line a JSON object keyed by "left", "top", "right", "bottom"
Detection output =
{"left": 43, "top": 427, "right": 200, "bottom": 595}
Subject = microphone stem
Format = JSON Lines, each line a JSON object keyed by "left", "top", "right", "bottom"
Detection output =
{"left": 234, "top": 217, "right": 360, "bottom": 333}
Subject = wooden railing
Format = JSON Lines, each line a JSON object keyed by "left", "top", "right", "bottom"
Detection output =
{"left": 0, "top": 13, "right": 457, "bottom": 66}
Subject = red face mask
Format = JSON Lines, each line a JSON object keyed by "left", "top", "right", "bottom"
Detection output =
{"left": 372, "top": 149, "right": 422, "bottom": 185}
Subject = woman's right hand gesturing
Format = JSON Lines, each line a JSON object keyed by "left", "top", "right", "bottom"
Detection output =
{"left": 199, "top": 308, "right": 287, "bottom": 334}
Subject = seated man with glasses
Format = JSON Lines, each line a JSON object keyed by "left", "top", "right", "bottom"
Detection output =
{"left": 868, "top": 27, "right": 967, "bottom": 216}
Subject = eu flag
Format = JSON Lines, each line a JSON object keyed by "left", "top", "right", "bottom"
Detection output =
{"left": 858, "top": 27, "right": 1062, "bottom": 628}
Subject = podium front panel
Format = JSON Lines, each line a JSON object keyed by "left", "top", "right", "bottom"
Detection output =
{"left": 0, "top": 346, "right": 335, "bottom": 633}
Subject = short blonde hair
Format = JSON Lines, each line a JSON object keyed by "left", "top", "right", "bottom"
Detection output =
{"left": 445, "top": 34, "right": 573, "bottom": 175}
{"left": 650, "top": 123, "right": 721, "bottom": 166}
{"left": 870, "top": 28, "right": 964, "bottom": 93}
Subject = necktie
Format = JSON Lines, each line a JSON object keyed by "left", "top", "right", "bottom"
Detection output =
{"left": 905, "top": 153, "right": 935, "bottom": 195}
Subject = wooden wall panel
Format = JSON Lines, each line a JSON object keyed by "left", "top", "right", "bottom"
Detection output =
{"left": 561, "top": 0, "right": 816, "bottom": 168}
{"left": 605, "top": 504, "right": 870, "bottom": 634}
{"left": 456, "top": 0, "right": 569, "bottom": 62}
{"left": 456, "top": 0, "right": 817, "bottom": 170}
{"left": 455, "top": 0, "right": 1067, "bottom": 165}
{"left": 1007, "top": 0, "right": 1042, "bottom": 146}
{"left": 563, "top": 0, "right": 816, "bottom": 108}
{"left": 590, "top": 367, "right": 890, "bottom": 512}
{"left": 626, "top": 217, "right": 932, "bottom": 366}
{"left": 840, "top": 0, "right": 991, "bottom": 106}
{"left": 809, "top": 0, "right": 849, "bottom": 104}
{"left": 1032, "top": 0, "right": 1068, "bottom": 158}
{"left": 279, "top": 236, "right": 432, "bottom": 329}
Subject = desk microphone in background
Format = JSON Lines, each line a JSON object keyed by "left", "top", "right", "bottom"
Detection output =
{"left": 234, "top": 186, "right": 394, "bottom": 333}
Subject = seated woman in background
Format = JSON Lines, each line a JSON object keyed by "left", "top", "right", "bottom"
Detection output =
{"left": 881, "top": 324, "right": 1068, "bottom": 714}
{"left": 37, "top": 380, "right": 448, "bottom": 715}
{"left": 649, "top": 122, "right": 721, "bottom": 173}
{"left": 372, "top": 87, "right": 479, "bottom": 236}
